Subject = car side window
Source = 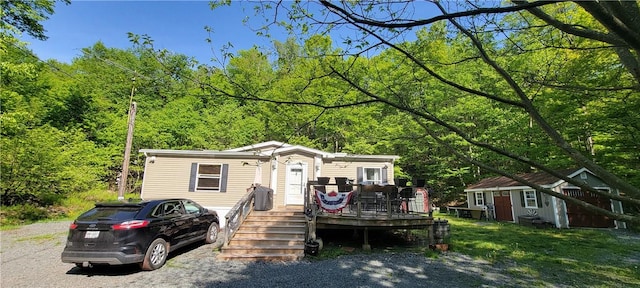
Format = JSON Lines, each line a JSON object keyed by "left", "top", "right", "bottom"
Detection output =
{"left": 154, "top": 201, "right": 182, "bottom": 217}
{"left": 183, "top": 201, "right": 201, "bottom": 215}
{"left": 151, "top": 205, "right": 162, "bottom": 217}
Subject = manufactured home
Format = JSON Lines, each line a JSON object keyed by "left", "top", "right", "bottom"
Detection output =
{"left": 140, "top": 141, "right": 399, "bottom": 226}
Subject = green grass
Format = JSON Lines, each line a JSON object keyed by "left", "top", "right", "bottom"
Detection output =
{"left": 0, "top": 189, "right": 141, "bottom": 228}
{"left": 440, "top": 212, "right": 640, "bottom": 287}
{"left": 60, "top": 189, "right": 141, "bottom": 219}
{"left": 15, "top": 232, "right": 67, "bottom": 241}
{"left": 313, "top": 212, "right": 640, "bottom": 287}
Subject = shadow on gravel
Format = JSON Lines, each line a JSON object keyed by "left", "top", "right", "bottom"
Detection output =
{"left": 65, "top": 241, "right": 208, "bottom": 276}
{"left": 66, "top": 264, "right": 142, "bottom": 276}
{"left": 317, "top": 228, "right": 428, "bottom": 250}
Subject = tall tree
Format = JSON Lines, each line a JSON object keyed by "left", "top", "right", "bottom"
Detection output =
{"left": 210, "top": 0, "right": 640, "bottom": 224}
{"left": 0, "top": 0, "right": 69, "bottom": 40}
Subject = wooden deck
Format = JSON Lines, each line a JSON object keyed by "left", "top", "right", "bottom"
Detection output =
{"left": 315, "top": 210, "right": 433, "bottom": 229}
{"left": 222, "top": 183, "right": 439, "bottom": 258}
{"left": 305, "top": 182, "right": 436, "bottom": 250}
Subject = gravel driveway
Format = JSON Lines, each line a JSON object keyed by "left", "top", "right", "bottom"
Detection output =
{"left": 2, "top": 221, "right": 543, "bottom": 288}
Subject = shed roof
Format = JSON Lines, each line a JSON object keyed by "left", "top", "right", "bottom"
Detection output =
{"left": 465, "top": 168, "right": 587, "bottom": 191}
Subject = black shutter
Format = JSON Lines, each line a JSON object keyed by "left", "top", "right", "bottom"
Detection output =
{"left": 219, "top": 164, "right": 229, "bottom": 193}
{"left": 381, "top": 166, "right": 388, "bottom": 184}
{"left": 520, "top": 191, "right": 525, "bottom": 207}
{"left": 482, "top": 192, "right": 486, "bottom": 206}
{"left": 536, "top": 191, "right": 543, "bottom": 208}
{"left": 189, "top": 163, "right": 198, "bottom": 192}
{"left": 356, "top": 167, "right": 363, "bottom": 184}
{"left": 472, "top": 192, "right": 476, "bottom": 205}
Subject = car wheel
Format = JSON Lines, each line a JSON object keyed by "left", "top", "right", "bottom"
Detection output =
{"left": 140, "top": 238, "right": 169, "bottom": 271}
{"left": 205, "top": 222, "right": 220, "bottom": 244}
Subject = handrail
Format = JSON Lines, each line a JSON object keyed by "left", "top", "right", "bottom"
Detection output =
{"left": 224, "top": 186, "right": 256, "bottom": 247}
{"left": 307, "top": 183, "right": 431, "bottom": 218}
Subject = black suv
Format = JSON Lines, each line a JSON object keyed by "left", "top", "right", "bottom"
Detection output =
{"left": 61, "top": 198, "right": 220, "bottom": 270}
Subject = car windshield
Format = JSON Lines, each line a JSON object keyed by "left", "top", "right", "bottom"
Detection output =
{"left": 78, "top": 206, "right": 141, "bottom": 221}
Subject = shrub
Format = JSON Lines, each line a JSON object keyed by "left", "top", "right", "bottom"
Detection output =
{"left": 0, "top": 204, "right": 48, "bottom": 225}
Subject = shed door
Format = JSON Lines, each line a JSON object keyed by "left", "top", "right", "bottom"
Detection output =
{"left": 493, "top": 191, "right": 513, "bottom": 222}
{"left": 285, "top": 163, "right": 307, "bottom": 205}
{"left": 564, "top": 189, "right": 614, "bottom": 228}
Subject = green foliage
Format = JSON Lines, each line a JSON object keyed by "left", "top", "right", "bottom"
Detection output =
{"left": 3, "top": 1, "right": 638, "bottom": 223}
{"left": 0, "top": 0, "right": 69, "bottom": 40}
{"left": 1, "top": 204, "right": 49, "bottom": 223}
{"left": 1, "top": 39, "right": 110, "bottom": 207}
{"left": 60, "top": 189, "right": 141, "bottom": 219}
{"left": 0, "top": 189, "right": 141, "bottom": 226}
{"left": 0, "top": 125, "right": 105, "bottom": 205}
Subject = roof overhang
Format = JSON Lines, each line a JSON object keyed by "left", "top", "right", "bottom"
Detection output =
{"left": 224, "top": 141, "right": 399, "bottom": 162}
{"left": 464, "top": 184, "right": 555, "bottom": 193}
{"left": 331, "top": 154, "right": 400, "bottom": 162}
{"left": 139, "top": 149, "right": 271, "bottom": 159}
{"left": 141, "top": 141, "right": 400, "bottom": 163}
{"left": 224, "top": 141, "right": 291, "bottom": 152}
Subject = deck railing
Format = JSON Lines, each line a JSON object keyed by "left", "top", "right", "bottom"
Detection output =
{"left": 223, "top": 187, "right": 255, "bottom": 247}
{"left": 306, "top": 182, "right": 430, "bottom": 218}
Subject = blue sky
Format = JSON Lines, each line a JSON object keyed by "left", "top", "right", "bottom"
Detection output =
{"left": 21, "top": 1, "right": 282, "bottom": 64}
{"left": 21, "top": 1, "right": 447, "bottom": 65}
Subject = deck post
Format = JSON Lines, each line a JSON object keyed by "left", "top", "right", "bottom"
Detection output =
{"left": 362, "top": 227, "right": 371, "bottom": 251}
{"left": 428, "top": 223, "right": 435, "bottom": 246}
{"left": 356, "top": 185, "right": 363, "bottom": 218}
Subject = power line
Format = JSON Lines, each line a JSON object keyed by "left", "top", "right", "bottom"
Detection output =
{"left": 5, "top": 40, "right": 76, "bottom": 79}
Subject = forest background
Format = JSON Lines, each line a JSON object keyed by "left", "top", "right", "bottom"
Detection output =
{"left": 1, "top": 1, "right": 639, "bottom": 227}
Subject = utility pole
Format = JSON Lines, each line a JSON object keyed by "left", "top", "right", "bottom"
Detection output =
{"left": 118, "top": 78, "right": 137, "bottom": 201}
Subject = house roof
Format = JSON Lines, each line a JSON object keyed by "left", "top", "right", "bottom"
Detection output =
{"left": 141, "top": 141, "right": 400, "bottom": 162}
{"left": 225, "top": 141, "right": 399, "bottom": 162}
{"left": 139, "top": 149, "right": 272, "bottom": 159}
{"left": 464, "top": 168, "right": 590, "bottom": 192}
{"left": 224, "top": 141, "right": 293, "bottom": 152}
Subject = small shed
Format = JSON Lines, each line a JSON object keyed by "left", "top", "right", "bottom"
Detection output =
{"left": 464, "top": 168, "right": 626, "bottom": 229}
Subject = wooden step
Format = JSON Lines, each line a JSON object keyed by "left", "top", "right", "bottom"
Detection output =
{"left": 238, "top": 224, "right": 306, "bottom": 233}
{"left": 233, "top": 230, "right": 305, "bottom": 239}
{"left": 239, "top": 221, "right": 306, "bottom": 226}
{"left": 229, "top": 238, "right": 305, "bottom": 246}
{"left": 252, "top": 210, "right": 305, "bottom": 216}
{"left": 246, "top": 215, "right": 306, "bottom": 221}
{"left": 221, "top": 244, "right": 305, "bottom": 255}
{"left": 217, "top": 252, "right": 304, "bottom": 261}
{"left": 218, "top": 209, "right": 307, "bottom": 261}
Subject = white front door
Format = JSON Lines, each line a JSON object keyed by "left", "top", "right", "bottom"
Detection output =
{"left": 285, "top": 163, "right": 307, "bottom": 205}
